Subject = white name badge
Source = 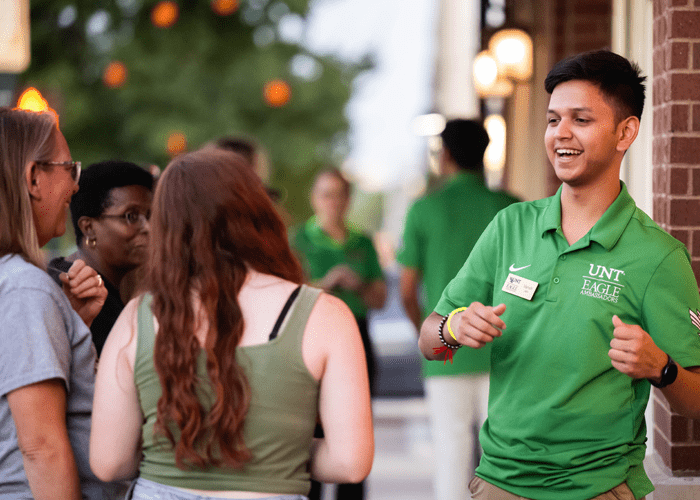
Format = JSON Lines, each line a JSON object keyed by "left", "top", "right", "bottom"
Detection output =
{"left": 502, "top": 273, "right": 538, "bottom": 301}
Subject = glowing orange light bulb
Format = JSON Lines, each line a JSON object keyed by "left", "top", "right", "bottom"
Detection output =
{"left": 103, "top": 61, "right": 128, "bottom": 88}
{"left": 211, "top": 0, "right": 239, "bottom": 16}
{"left": 167, "top": 132, "right": 187, "bottom": 157}
{"left": 151, "top": 1, "right": 179, "bottom": 28}
{"left": 17, "top": 88, "right": 49, "bottom": 112}
{"left": 263, "top": 80, "right": 291, "bottom": 107}
{"left": 16, "top": 87, "right": 60, "bottom": 125}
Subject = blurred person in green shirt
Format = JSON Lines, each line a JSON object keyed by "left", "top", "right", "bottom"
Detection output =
{"left": 398, "top": 119, "right": 518, "bottom": 499}
{"left": 290, "top": 167, "right": 386, "bottom": 500}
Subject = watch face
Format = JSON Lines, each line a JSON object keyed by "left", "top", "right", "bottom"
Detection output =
{"left": 655, "top": 356, "right": 678, "bottom": 388}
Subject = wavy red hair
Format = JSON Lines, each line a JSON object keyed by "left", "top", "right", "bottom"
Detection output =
{"left": 145, "top": 148, "right": 303, "bottom": 469}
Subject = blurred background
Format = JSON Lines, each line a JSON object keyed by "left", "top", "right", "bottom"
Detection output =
{"left": 1, "top": 0, "right": 664, "bottom": 498}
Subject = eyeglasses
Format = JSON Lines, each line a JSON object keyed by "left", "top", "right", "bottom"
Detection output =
{"left": 36, "top": 160, "right": 81, "bottom": 183}
{"left": 100, "top": 209, "right": 151, "bottom": 227}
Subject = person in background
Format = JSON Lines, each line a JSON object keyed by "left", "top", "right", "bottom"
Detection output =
{"left": 211, "top": 136, "right": 279, "bottom": 200}
{"left": 213, "top": 136, "right": 271, "bottom": 184}
{"left": 90, "top": 148, "right": 374, "bottom": 500}
{"left": 210, "top": 135, "right": 291, "bottom": 225}
{"left": 48, "top": 160, "right": 154, "bottom": 356}
{"left": 0, "top": 107, "right": 109, "bottom": 499}
{"left": 290, "top": 167, "right": 386, "bottom": 500}
{"left": 398, "top": 118, "right": 519, "bottom": 499}
{"left": 420, "top": 50, "right": 700, "bottom": 500}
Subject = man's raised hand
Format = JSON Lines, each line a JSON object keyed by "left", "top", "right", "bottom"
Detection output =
{"left": 451, "top": 302, "right": 507, "bottom": 349}
{"left": 609, "top": 315, "right": 666, "bottom": 380}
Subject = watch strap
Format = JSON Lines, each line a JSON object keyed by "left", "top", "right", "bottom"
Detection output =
{"left": 649, "top": 354, "right": 678, "bottom": 388}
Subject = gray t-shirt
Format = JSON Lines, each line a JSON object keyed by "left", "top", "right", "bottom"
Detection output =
{"left": 0, "top": 254, "right": 104, "bottom": 499}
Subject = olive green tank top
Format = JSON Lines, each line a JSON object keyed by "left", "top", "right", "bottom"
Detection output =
{"left": 134, "top": 285, "right": 321, "bottom": 494}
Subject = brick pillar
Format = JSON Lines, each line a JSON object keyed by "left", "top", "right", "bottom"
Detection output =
{"left": 652, "top": 0, "right": 700, "bottom": 476}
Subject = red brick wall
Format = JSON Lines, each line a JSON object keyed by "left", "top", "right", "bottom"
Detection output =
{"left": 652, "top": 0, "right": 700, "bottom": 475}
{"left": 552, "top": 0, "right": 613, "bottom": 58}
{"left": 545, "top": 0, "right": 613, "bottom": 195}
{"left": 654, "top": 393, "right": 700, "bottom": 474}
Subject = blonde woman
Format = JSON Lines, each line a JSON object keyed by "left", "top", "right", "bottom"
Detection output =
{"left": 0, "top": 107, "right": 108, "bottom": 499}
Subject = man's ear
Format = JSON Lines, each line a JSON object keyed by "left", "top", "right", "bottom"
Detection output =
{"left": 439, "top": 147, "right": 455, "bottom": 175}
{"left": 25, "top": 162, "right": 42, "bottom": 200}
{"left": 441, "top": 147, "right": 453, "bottom": 165}
{"left": 616, "top": 116, "right": 640, "bottom": 153}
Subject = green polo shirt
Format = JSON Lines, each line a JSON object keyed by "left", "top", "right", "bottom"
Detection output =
{"left": 291, "top": 217, "right": 383, "bottom": 319}
{"left": 397, "top": 171, "right": 519, "bottom": 377}
{"left": 435, "top": 182, "right": 700, "bottom": 500}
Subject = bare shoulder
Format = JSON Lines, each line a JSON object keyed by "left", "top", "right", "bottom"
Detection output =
{"left": 114, "top": 296, "right": 142, "bottom": 340}
{"left": 307, "top": 292, "right": 357, "bottom": 332}
{"left": 302, "top": 292, "right": 361, "bottom": 380}
{"left": 305, "top": 292, "right": 361, "bottom": 347}
{"left": 101, "top": 295, "right": 143, "bottom": 367}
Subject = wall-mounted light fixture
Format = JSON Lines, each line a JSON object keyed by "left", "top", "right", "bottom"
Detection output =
{"left": 484, "top": 114, "right": 506, "bottom": 178}
{"left": 472, "top": 28, "right": 532, "bottom": 189}
{"left": 473, "top": 51, "right": 513, "bottom": 97}
{"left": 473, "top": 28, "right": 533, "bottom": 98}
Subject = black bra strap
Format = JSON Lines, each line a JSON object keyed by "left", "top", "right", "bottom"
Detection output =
{"left": 269, "top": 285, "right": 302, "bottom": 340}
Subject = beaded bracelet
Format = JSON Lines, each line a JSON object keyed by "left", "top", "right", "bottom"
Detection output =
{"left": 434, "top": 314, "right": 460, "bottom": 364}
{"left": 438, "top": 314, "right": 460, "bottom": 350}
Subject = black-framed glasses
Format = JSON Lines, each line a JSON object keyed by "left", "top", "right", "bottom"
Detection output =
{"left": 36, "top": 160, "right": 81, "bottom": 183}
{"left": 100, "top": 209, "right": 150, "bottom": 227}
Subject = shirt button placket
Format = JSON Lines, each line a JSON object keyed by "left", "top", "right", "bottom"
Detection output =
{"left": 546, "top": 254, "right": 566, "bottom": 302}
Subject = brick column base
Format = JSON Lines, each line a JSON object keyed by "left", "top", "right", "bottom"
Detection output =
{"left": 653, "top": 390, "right": 700, "bottom": 474}
{"left": 652, "top": 0, "right": 700, "bottom": 478}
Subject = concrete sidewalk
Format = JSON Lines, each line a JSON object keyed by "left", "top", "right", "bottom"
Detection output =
{"left": 320, "top": 397, "right": 434, "bottom": 500}
{"left": 367, "top": 398, "right": 433, "bottom": 499}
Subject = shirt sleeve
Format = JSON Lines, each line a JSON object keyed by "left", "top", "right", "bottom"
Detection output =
{"left": 641, "top": 246, "right": 700, "bottom": 369}
{"left": 0, "top": 288, "right": 72, "bottom": 397}
{"left": 434, "top": 214, "right": 501, "bottom": 316}
{"left": 396, "top": 202, "right": 423, "bottom": 270}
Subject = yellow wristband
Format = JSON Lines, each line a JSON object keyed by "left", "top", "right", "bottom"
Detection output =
{"left": 446, "top": 307, "right": 467, "bottom": 341}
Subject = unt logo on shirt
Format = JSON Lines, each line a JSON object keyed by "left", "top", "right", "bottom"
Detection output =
{"left": 580, "top": 264, "right": 625, "bottom": 303}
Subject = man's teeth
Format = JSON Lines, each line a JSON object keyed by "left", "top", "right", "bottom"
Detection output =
{"left": 556, "top": 149, "right": 582, "bottom": 155}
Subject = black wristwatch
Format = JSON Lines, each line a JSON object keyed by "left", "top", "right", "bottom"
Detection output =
{"left": 648, "top": 354, "right": 678, "bottom": 388}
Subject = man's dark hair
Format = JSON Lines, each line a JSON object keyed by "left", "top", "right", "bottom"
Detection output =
{"left": 214, "top": 136, "right": 256, "bottom": 164}
{"left": 214, "top": 136, "right": 281, "bottom": 201}
{"left": 70, "top": 160, "right": 154, "bottom": 246}
{"left": 544, "top": 49, "right": 646, "bottom": 122}
{"left": 440, "top": 119, "right": 490, "bottom": 172}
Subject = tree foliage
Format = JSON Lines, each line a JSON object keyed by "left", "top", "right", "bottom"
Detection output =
{"left": 21, "top": 0, "right": 370, "bottom": 223}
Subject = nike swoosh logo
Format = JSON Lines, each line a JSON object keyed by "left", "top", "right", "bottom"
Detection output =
{"left": 509, "top": 264, "right": 531, "bottom": 272}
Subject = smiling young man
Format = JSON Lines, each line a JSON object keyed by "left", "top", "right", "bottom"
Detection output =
{"left": 418, "top": 50, "right": 700, "bottom": 500}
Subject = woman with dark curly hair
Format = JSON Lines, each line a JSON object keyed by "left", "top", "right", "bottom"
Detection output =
{"left": 90, "top": 148, "right": 373, "bottom": 499}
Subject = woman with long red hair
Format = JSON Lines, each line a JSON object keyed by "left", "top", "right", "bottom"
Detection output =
{"left": 89, "top": 148, "right": 373, "bottom": 499}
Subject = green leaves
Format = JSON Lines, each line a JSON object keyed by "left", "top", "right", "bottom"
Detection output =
{"left": 21, "top": 0, "right": 370, "bottom": 224}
